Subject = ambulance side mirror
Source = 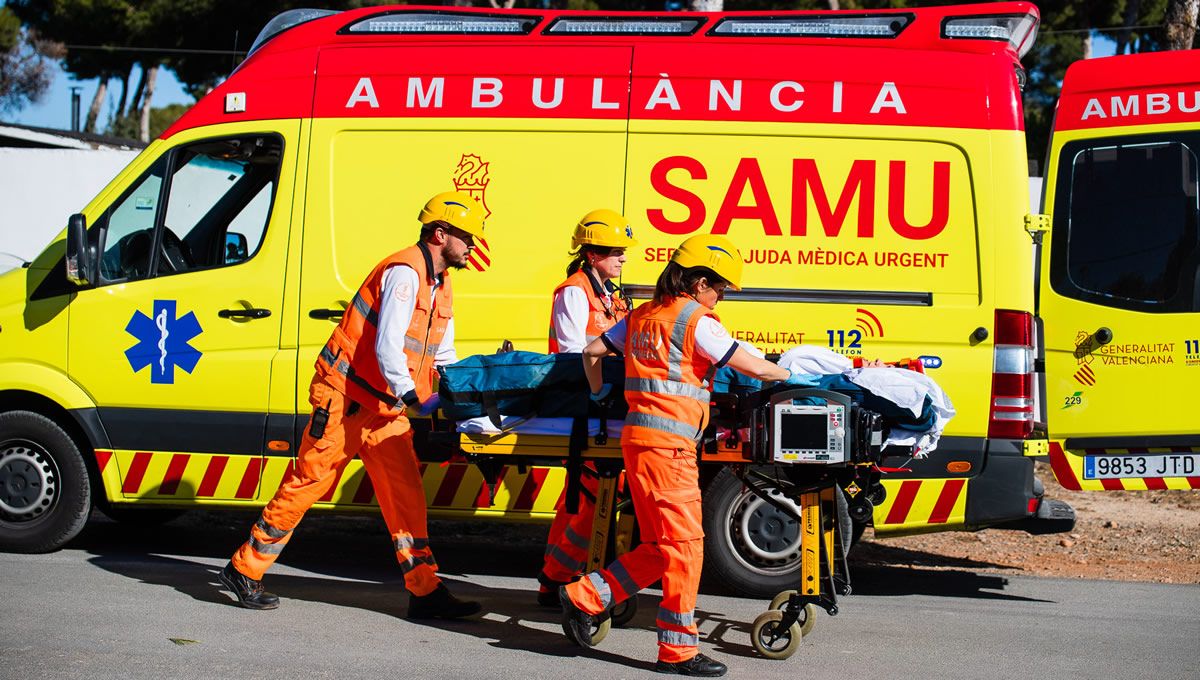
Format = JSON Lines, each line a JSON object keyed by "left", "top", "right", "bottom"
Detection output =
{"left": 65, "top": 213, "right": 96, "bottom": 287}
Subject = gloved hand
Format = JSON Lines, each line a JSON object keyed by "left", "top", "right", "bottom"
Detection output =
{"left": 414, "top": 394, "right": 441, "bottom": 417}
{"left": 785, "top": 370, "right": 819, "bottom": 387}
{"left": 590, "top": 383, "right": 613, "bottom": 403}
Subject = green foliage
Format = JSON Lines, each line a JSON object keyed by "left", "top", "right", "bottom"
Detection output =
{"left": 106, "top": 102, "right": 190, "bottom": 140}
{"left": 1, "top": 8, "right": 20, "bottom": 53}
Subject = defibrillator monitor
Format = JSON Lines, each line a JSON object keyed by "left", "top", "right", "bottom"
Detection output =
{"left": 772, "top": 401, "right": 846, "bottom": 464}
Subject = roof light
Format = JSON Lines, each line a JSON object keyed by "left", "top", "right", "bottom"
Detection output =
{"left": 942, "top": 13, "right": 1039, "bottom": 58}
{"left": 709, "top": 14, "right": 912, "bottom": 39}
{"left": 342, "top": 11, "right": 540, "bottom": 35}
{"left": 248, "top": 8, "right": 339, "bottom": 56}
{"left": 545, "top": 17, "right": 704, "bottom": 35}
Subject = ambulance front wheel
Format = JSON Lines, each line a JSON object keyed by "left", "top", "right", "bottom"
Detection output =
{"left": 751, "top": 609, "right": 802, "bottom": 660}
{"left": 0, "top": 411, "right": 92, "bottom": 553}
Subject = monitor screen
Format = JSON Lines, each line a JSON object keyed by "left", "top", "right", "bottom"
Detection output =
{"left": 778, "top": 412, "right": 828, "bottom": 450}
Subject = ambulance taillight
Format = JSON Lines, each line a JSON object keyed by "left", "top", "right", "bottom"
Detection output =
{"left": 988, "top": 309, "right": 1035, "bottom": 439}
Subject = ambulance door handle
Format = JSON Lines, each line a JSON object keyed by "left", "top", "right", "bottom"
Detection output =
{"left": 1094, "top": 327, "right": 1113, "bottom": 345}
{"left": 218, "top": 307, "right": 271, "bottom": 319}
{"left": 308, "top": 309, "right": 344, "bottom": 320}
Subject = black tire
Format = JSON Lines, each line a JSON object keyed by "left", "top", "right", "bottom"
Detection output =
{"left": 702, "top": 467, "right": 852, "bottom": 598}
{"left": 0, "top": 411, "right": 92, "bottom": 553}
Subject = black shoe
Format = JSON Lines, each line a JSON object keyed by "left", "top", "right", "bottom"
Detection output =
{"left": 218, "top": 562, "right": 279, "bottom": 610}
{"left": 407, "top": 584, "right": 482, "bottom": 620}
{"left": 655, "top": 653, "right": 727, "bottom": 677}
{"left": 537, "top": 575, "right": 570, "bottom": 607}
{"left": 559, "top": 586, "right": 601, "bottom": 647}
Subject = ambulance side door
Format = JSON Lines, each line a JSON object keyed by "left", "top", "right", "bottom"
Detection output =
{"left": 67, "top": 122, "right": 300, "bottom": 501}
{"left": 1040, "top": 127, "right": 1200, "bottom": 490}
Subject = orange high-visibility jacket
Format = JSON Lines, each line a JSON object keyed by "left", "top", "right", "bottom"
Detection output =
{"left": 622, "top": 296, "right": 719, "bottom": 449}
{"left": 547, "top": 268, "right": 627, "bottom": 353}
{"left": 317, "top": 242, "right": 452, "bottom": 413}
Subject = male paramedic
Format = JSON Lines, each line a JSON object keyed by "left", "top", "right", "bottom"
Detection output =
{"left": 537, "top": 209, "right": 635, "bottom": 606}
{"left": 560, "top": 234, "right": 808, "bottom": 677}
{"left": 217, "top": 191, "right": 486, "bottom": 620}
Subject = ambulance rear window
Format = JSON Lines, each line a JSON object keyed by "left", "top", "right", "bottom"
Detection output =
{"left": 1051, "top": 135, "right": 1200, "bottom": 313}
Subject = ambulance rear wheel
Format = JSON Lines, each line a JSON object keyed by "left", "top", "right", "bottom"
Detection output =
{"left": 751, "top": 609, "right": 802, "bottom": 660}
{"left": 0, "top": 411, "right": 91, "bottom": 553}
{"left": 703, "top": 468, "right": 853, "bottom": 598}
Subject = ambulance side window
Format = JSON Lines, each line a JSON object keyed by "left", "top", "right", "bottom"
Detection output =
{"left": 1051, "top": 135, "right": 1200, "bottom": 313}
{"left": 94, "top": 134, "right": 283, "bottom": 283}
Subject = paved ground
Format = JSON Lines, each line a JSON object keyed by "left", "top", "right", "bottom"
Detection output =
{"left": 1, "top": 511, "right": 1197, "bottom": 680}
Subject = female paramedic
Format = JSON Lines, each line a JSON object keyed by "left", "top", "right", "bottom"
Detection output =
{"left": 537, "top": 209, "right": 636, "bottom": 606}
{"left": 559, "top": 234, "right": 806, "bottom": 677}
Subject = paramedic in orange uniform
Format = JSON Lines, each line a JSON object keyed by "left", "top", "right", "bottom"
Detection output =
{"left": 560, "top": 235, "right": 805, "bottom": 677}
{"left": 218, "top": 191, "right": 486, "bottom": 620}
{"left": 537, "top": 209, "right": 635, "bottom": 606}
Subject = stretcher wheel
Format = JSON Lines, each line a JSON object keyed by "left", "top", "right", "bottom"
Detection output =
{"left": 751, "top": 610, "right": 802, "bottom": 660}
{"left": 769, "top": 590, "right": 797, "bottom": 610}
{"left": 590, "top": 617, "right": 612, "bottom": 645}
{"left": 768, "top": 593, "right": 817, "bottom": 637}
{"left": 610, "top": 598, "right": 637, "bottom": 628}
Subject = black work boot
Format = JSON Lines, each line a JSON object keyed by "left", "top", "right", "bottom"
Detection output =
{"left": 655, "top": 653, "right": 727, "bottom": 677}
{"left": 536, "top": 573, "right": 570, "bottom": 607}
{"left": 558, "top": 586, "right": 601, "bottom": 647}
{"left": 218, "top": 562, "right": 279, "bottom": 610}
{"left": 407, "top": 584, "right": 482, "bottom": 620}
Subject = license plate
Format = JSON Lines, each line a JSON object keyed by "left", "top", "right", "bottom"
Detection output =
{"left": 1083, "top": 453, "right": 1200, "bottom": 479}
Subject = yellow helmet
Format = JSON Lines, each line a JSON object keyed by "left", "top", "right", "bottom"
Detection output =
{"left": 418, "top": 191, "right": 486, "bottom": 239}
{"left": 572, "top": 209, "right": 637, "bottom": 249}
{"left": 670, "top": 234, "right": 744, "bottom": 291}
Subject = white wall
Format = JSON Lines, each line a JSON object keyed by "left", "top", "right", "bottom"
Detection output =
{"left": 0, "top": 148, "right": 139, "bottom": 272}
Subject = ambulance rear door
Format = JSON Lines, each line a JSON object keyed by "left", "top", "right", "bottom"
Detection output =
{"left": 1039, "top": 51, "right": 1200, "bottom": 490}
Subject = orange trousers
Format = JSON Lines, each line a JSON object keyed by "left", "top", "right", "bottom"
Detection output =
{"left": 541, "top": 462, "right": 600, "bottom": 587}
{"left": 564, "top": 444, "right": 704, "bottom": 664}
{"left": 231, "top": 376, "right": 440, "bottom": 596}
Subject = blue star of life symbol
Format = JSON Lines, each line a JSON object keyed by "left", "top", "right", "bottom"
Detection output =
{"left": 124, "top": 300, "right": 203, "bottom": 384}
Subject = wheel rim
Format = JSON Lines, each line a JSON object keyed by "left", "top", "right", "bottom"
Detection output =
{"left": 0, "top": 439, "right": 59, "bottom": 522}
{"left": 757, "top": 620, "right": 791, "bottom": 652}
{"left": 724, "top": 486, "right": 803, "bottom": 577}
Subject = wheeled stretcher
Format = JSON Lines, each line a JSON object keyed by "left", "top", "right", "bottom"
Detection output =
{"left": 431, "top": 376, "right": 901, "bottom": 659}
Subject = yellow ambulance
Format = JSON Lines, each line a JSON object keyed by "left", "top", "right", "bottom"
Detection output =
{"left": 0, "top": 3, "right": 1072, "bottom": 597}
{"left": 1038, "top": 49, "right": 1200, "bottom": 492}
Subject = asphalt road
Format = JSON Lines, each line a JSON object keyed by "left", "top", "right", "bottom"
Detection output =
{"left": 2, "top": 510, "right": 1197, "bottom": 680}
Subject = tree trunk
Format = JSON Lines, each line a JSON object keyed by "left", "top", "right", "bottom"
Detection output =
{"left": 138, "top": 64, "right": 157, "bottom": 143}
{"left": 85, "top": 78, "right": 106, "bottom": 133}
{"left": 689, "top": 0, "right": 724, "bottom": 10}
{"left": 1164, "top": 0, "right": 1199, "bottom": 50}
{"left": 117, "top": 65, "right": 131, "bottom": 118}
{"left": 128, "top": 65, "right": 147, "bottom": 118}
{"left": 1082, "top": 31, "right": 1093, "bottom": 60}
{"left": 1115, "top": 0, "right": 1142, "bottom": 55}
{"left": 827, "top": 1, "right": 840, "bottom": 9}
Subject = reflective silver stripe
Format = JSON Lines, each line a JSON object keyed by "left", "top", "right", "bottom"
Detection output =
{"left": 626, "top": 412, "right": 702, "bottom": 441}
{"left": 351, "top": 292, "right": 378, "bottom": 326}
{"left": 588, "top": 572, "right": 612, "bottom": 609}
{"left": 393, "top": 536, "right": 430, "bottom": 552}
{"left": 254, "top": 517, "right": 290, "bottom": 540}
{"left": 546, "top": 545, "right": 584, "bottom": 572}
{"left": 402, "top": 335, "right": 439, "bottom": 356}
{"left": 658, "top": 629, "right": 699, "bottom": 646}
{"left": 607, "top": 561, "right": 639, "bottom": 597}
{"left": 668, "top": 300, "right": 701, "bottom": 382}
{"left": 564, "top": 526, "right": 590, "bottom": 551}
{"left": 318, "top": 345, "right": 338, "bottom": 368}
{"left": 624, "top": 377, "right": 709, "bottom": 403}
{"left": 249, "top": 536, "right": 285, "bottom": 555}
{"left": 657, "top": 607, "right": 695, "bottom": 627}
{"left": 398, "top": 555, "right": 437, "bottom": 574}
